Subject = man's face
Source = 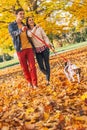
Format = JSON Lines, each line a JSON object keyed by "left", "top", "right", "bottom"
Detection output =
{"left": 16, "top": 11, "right": 25, "bottom": 21}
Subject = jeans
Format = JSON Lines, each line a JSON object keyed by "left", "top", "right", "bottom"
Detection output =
{"left": 36, "top": 48, "right": 50, "bottom": 81}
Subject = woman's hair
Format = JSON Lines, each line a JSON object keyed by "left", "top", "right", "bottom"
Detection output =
{"left": 26, "top": 16, "right": 36, "bottom": 29}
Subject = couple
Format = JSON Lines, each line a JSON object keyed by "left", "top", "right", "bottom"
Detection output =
{"left": 8, "top": 8, "right": 53, "bottom": 89}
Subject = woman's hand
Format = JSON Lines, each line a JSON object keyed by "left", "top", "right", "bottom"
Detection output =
{"left": 49, "top": 44, "right": 55, "bottom": 52}
{"left": 22, "top": 26, "right": 28, "bottom": 31}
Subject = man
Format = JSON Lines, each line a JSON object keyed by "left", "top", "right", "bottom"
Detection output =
{"left": 8, "top": 8, "right": 37, "bottom": 89}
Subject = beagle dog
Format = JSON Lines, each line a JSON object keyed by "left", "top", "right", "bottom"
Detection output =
{"left": 64, "top": 60, "right": 81, "bottom": 83}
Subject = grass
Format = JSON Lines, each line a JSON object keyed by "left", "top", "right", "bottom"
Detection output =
{"left": 0, "top": 41, "right": 87, "bottom": 69}
{"left": 50, "top": 41, "right": 87, "bottom": 54}
{"left": 0, "top": 58, "right": 19, "bottom": 69}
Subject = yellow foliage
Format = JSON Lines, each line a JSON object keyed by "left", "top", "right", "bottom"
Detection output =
{"left": 81, "top": 92, "right": 87, "bottom": 100}
{"left": 18, "top": 102, "right": 23, "bottom": 107}
{"left": 2, "top": 0, "right": 87, "bottom": 52}
{"left": 26, "top": 108, "right": 34, "bottom": 114}
{"left": 43, "top": 112, "right": 50, "bottom": 121}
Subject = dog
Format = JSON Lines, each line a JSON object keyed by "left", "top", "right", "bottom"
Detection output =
{"left": 64, "top": 60, "right": 81, "bottom": 83}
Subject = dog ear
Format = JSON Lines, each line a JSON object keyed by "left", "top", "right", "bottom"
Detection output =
{"left": 75, "top": 68, "right": 81, "bottom": 75}
{"left": 78, "top": 68, "right": 81, "bottom": 75}
{"left": 65, "top": 62, "right": 68, "bottom": 66}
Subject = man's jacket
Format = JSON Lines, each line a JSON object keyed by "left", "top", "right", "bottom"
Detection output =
{"left": 8, "top": 21, "right": 35, "bottom": 52}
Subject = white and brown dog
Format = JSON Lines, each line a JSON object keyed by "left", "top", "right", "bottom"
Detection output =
{"left": 64, "top": 60, "right": 81, "bottom": 83}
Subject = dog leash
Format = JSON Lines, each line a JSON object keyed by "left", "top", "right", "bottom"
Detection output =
{"left": 30, "top": 31, "right": 68, "bottom": 64}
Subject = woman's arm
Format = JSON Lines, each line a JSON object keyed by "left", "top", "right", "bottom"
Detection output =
{"left": 41, "top": 28, "right": 55, "bottom": 51}
{"left": 40, "top": 28, "right": 51, "bottom": 45}
{"left": 40, "top": 28, "right": 54, "bottom": 48}
{"left": 27, "top": 25, "right": 39, "bottom": 37}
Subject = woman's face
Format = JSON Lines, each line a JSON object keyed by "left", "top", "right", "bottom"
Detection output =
{"left": 28, "top": 17, "right": 34, "bottom": 26}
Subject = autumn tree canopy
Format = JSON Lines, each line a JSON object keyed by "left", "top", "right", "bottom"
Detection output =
{"left": 0, "top": 0, "right": 87, "bottom": 54}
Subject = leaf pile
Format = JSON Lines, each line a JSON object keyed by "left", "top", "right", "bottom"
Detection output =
{"left": 0, "top": 47, "right": 87, "bottom": 130}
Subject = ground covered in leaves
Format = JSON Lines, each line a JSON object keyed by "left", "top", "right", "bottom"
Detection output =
{"left": 0, "top": 47, "right": 87, "bottom": 130}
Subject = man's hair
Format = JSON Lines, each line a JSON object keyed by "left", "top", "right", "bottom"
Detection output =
{"left": 15, "top": 8, "right": 24, "bottom": 15}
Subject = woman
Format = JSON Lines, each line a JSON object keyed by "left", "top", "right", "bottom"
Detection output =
{"left": 26, "top": 17, "right": 53, "bottom": 85}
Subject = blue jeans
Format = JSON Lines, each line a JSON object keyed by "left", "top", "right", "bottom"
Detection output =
{"left": 36, "top": 48, "right": 50, "bottom": 81}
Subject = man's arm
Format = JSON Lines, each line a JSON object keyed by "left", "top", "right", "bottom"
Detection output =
{"left": 8, "top": 23, "right": 22, "bottom": 37}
